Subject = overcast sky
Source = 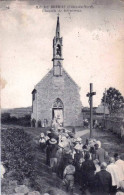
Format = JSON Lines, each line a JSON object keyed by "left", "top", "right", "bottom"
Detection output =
{"left": 1, "top": 0, "right": 124, "bottom": 108}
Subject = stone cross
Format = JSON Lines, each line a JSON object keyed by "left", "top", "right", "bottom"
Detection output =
{"left": 86, "top": 83, "right": 96, "bottom": 138}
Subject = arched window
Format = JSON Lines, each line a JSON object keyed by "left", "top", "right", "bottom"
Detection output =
{"left": 53, "top": 98, "right": 63, "bottom": 108}
{"left": 32, "top": 89, "right": 37, "bottom": 101}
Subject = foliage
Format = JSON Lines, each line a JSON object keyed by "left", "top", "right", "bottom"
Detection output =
{"left": 101, "top": 87, "right": 124, "bottom": 114}
{"left": 1, "top": 113, "right": 11, "bottom": 122}
{"left": 1, "top": 128, "right": 36, "bottom": 185}
{"left": 1, "top": 114, "right": 31, "bottom": 127}
{"left": 1, "top": 127, "right": 67, "bottom": 194}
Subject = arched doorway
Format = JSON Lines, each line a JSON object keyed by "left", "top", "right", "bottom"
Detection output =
{"left": 52, "top": 98, "right": 64, "bottom": 126}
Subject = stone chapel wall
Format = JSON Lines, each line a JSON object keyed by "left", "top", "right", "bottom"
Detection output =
{"left": 31, "top": 69, "right": 83, "bottom": 127}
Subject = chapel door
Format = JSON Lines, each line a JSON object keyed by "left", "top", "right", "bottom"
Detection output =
{"left": 52, "top": 98, "right": 64, "bottom": 126}
{"left": 53, "top": 109, "right": 63, "bottom": 125}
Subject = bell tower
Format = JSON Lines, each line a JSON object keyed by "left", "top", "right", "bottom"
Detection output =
{"left": 52, "top": 16, "right": 63, "bottom": 76}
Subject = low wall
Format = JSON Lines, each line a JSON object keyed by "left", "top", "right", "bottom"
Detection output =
{"left": 100, "top": 116, "right": 124, "bottom": 138}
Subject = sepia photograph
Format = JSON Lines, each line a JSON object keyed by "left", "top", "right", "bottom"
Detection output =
{"left": 1, "top": 0, "right": 124, "bottom": 195}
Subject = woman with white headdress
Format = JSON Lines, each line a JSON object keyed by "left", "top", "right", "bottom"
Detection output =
{"left": 39, "top": 132, "right": 46, "bottom": 152}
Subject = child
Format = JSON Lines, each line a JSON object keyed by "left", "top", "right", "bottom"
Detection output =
{"left": 63, "top": 158, "right": 75, "bottom": 193}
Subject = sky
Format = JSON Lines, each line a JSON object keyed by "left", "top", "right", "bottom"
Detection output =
{"left": 0, "top": 0, "right": 124, "bottom": 108}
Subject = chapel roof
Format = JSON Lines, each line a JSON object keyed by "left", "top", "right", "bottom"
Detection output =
{"left": 32, "top": 67, "right": 80, "bottom": 92}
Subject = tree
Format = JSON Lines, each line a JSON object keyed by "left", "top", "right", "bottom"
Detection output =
{"left": 101, "top": 87, "right": 124, "bottom": 114}
{"left": 1, "top": 113, "right": 10, "bottom": 123}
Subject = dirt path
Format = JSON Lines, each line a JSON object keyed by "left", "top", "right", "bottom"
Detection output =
{"left": 76, "top": 128, "right": 124, "bottom": 158}
{"left": 75, "top": 129, "right": 90, "bottom": 138}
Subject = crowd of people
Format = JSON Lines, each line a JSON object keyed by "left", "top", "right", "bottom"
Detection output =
{"left": 39, "top": 127, "right": 124, "bottom": 195}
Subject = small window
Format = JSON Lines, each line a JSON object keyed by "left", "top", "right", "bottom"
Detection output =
{"left": 32, "top": 89, "right": 36, "bottom": 101}
{"left": 33, "top": 93, "right": 35, "bottom": 101}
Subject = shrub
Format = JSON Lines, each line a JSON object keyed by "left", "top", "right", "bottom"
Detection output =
{"left": 1, "top": 114, "right": 31, "bottom": 127}
{"left": 1, "top": 128, "right": 36, "bottom": 184}
{"left": 1, "top": 113, "right": 11, "bottom": 123}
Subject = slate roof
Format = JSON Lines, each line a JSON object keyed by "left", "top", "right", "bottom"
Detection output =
{"left": 32, "top": 67, "right": 80, "bottom": 92}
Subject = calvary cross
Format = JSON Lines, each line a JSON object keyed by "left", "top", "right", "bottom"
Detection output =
{"left": 86, "top": 83, "right": 96, "bottom": 138}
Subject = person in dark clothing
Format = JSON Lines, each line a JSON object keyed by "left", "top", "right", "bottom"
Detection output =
{"left": 56, "top": 146, "right": 64, "bottom": 178}
{"left": 81, "top": 152, "right": 96, "bottom": 194}
{"left": 90, "top": 146, "right": 96, "bottom": 161}
{"left": 74, "top": 149, "right": 83, "bottom": 165}
{"left": 74, "top": 146, "right": 83, "bottom": 185}
{"left": 94, "top": 162, "right": 112, "bottom": 195}
{"left": 48, "top": 138, "right": 58, "bottom": 172}
{"left": 46, "top": 138, "right": 58, "bottom": 167}
{"left": 72, "top": 127, "right": 76, "bottom": 134}
{"left": 95, "top": 141, "right": 108, "bottom": 165}
{"left": 46, "top": 138, "right": 51, "bottom": 166}
{"left": 83, "top": 138, "right": 90, "bottom": 150}
{"left": 74, "top": 157, "right": 84, "bottom": 186}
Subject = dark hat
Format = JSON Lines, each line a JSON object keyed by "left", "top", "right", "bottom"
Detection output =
{"left": 114, "top": 153, "right": 119, "bottom": 158}
{"left": 94, "top": 143, "right": 99, "bottom": 147}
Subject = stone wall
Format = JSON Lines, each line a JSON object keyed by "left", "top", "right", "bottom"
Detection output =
{"left": 100, "top": 116, "right": 124, "bottom": 138}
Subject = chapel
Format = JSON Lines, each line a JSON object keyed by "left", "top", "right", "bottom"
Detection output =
{"left": 31, "top": 16, "right": 83, "bottom": 127}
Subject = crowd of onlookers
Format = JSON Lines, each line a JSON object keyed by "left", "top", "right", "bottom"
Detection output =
{"left": 39, "top": 127, "right": 124, "bottom": 195}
